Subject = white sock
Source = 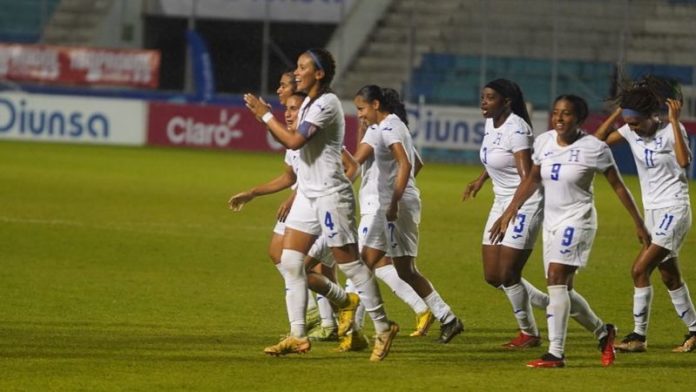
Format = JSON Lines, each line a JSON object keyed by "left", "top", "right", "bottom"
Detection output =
{"left": 339, "top": 261, "right": 389, "bottom": 333}
{"left": 522, "top": 278, "right": 549, "bottom": 309}
{"left": 568, "top": 289, "right": 604, "bottom": 339}
{"left": 323, "top": 280, "right": 347, "bottom": 306}
{"left": 279, "top": 249, "right": 308, "bottom": 337}
{"left": 316, "top": 295, "right": 336, "bottom": 328}
{"left": 306, "top": 289, "right": 317, "bottom": 310}
{"left": 546, "top": 285, "right": 570, "bottom": 358}
{"left": 503, "top": 283, "right": 539, "bottom": 336}
{"left": 669, "top": 283, "right": 696, "bottom": 330}
{"left": 375, "top": 264, "right": 429, "bottom": 314}
{"left": 424, "top": 290, "right": 455, "bottom": 324}
{"left": 633, "top": 286, "right": 653, "bottom": 336}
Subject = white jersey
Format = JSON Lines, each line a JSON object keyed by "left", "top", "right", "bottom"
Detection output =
{"left": 617, "top": 123, "right": 690, "bottom": 209}
{"left": 533, "top": 130, "right": 615, "bottom": 230}
{"left": 481, "top": 113, "right": 542, "bottom": 205}
{"left": 360, "top": 114, "right": 420, "bottom": 208}
{"left": 296, "top": 93, "right": 351, "bottom": 198}
{"left": 359, "top": 125, "right": 381, "bottom": 215}
{"left": 283, "top": 148, "right": 300, "bottom": 191}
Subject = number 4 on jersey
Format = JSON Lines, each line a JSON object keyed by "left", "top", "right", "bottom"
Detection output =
{"left": 324, "top": 212, "right": 335, "bottom": 231}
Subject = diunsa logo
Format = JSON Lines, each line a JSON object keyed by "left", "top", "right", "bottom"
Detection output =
{"left": 166, "top": 110, "right": 243, "bottom": 146}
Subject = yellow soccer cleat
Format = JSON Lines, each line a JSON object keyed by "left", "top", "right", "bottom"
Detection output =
{"left": 672, "top": 332, "right": 696, "bottom": 353}
{"left": 370, "top": 321, "right": 399, "bottom": 362}
{"left": 263, "top": 336, "right": 311, "bottom": 356}
{"left": 614, "top": 332, "right": 647, "bottom": 353}
{"left": 410, "top": 310, "right": 435, "bottom": 337}
{"left": 337, "top": 293, "right": 360, "bottom": 337}
{"left": 334, "top": 330, "right": 370, "bottom": 353}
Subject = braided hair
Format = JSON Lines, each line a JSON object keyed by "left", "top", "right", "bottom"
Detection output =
{"left": 484, "top": 78, "right": 532, "bottom": 128}
{"left": 613, "top": 75, "right": 681, "bottom": 116}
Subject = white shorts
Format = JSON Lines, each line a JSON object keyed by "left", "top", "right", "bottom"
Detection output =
{"left": 542, "top": 225, "right": 595, "bottom": 274}
{"left": 645, "top": 205, "right": 692, "bottom": 262}
{"left": 272, "top": 220, "right": 286, "bottom": 236}
{"left": 386, "top": 198, "right": 421, "bottom": 258}
{"left": 307, "top": 235, "right": 336, "bottom": 268}
{"left": 285, "top": 188, "right": 358, "bottom": 248}
{"left": 359, "top": 213, "right": 388, "bottom": 252}
{"left": 482, "top": 199, "right": 542, "bottom": 249}
{"left": 273, "top": 220, "right": 334, "bottom": 267}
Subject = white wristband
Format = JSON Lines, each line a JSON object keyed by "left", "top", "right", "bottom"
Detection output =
{"left": 261, "top": 112, "right": 274, "bottom": 124}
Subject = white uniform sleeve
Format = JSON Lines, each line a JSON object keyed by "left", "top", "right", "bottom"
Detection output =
{"left": 532, "top": 132, "right": 547, "bottom": 165}
{"left": 596, "top": 142, "right": 616, "bottom": 171}
{"left": 509, "top": 119, "right": 534, "bottom": 153}
{"left": 361, "top": 125, "right": 381, "bottom": 149}
{"left": 283, "top": 150, "right": 293, "bottom": 166}
{"left": 299, "top": 95, "right": 336, "bottom": 138}
{"left": 381, "top": 123, "right": 405, "bottom": 149}
{"left": 616, "top": 124, "right": 630, "bottom": 140}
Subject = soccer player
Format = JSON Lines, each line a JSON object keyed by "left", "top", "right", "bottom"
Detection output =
{"left": 352, "top": 85, "right": 464, "bottom": 344}
{"left": 490, "top": 94, "right": 651, "bottom": 368}
{"left": 244, "top": 48, "right": 399, "bottom": 361}
{"left": 229, "top": 90, "right": 357, "bottom": 342}
{"left": 462, "top": 79, "right": 549, "bottom": 349}
{"left": 594, "top": 75, "right": 696, "bottom": 353}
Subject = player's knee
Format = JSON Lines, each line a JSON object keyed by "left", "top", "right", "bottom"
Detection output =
{"left": 483, "top": 271, "right": 504, "bottom": 288}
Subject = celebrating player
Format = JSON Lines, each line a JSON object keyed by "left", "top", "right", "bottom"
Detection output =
{"left": 244, "top": 48, "right": 398, "bottom": 361}
{"left": 595, "top": 75, "right": 696, "bottom": 353}
{"left": 491, "top": 94, "right": 650, "bottom": 368}
{"left": 353, "top": 85, "right": 464, "bottom": 344}
{"left": 462, "top": 79, "right": 549, "bottom": 349}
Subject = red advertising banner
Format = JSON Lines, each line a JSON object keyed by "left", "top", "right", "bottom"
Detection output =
{"left": 0, "top": 44, "right": 160, "bottom": 88}
{"left": 147, "top": 102, "right": 358, "bottom": 153}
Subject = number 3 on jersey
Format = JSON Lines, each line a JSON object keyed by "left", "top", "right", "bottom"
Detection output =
{"left": 324, "top": 212, "right": 335, "bottom": 231}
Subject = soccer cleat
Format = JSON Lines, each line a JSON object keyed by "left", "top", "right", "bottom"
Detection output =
{"left": 437, "top": 317, "right": 464, "bottom": 344}
{"left": 598, "top": 324, "right": 617, "bottom": 366}
{"left": 370, "top": 321, "right": 399, "bottom": 361}
{"left": 263, "top": 336, "right": 311, "bottom": 356}
{"left": 410, "top": 310, "right": 435, "bottom": 337}
{"left": 502, "top": 331, "right": 542, "bottom": 349}
{"left": 337, "top": 293, "right": 360, "bottom": 337}
{"left": 526, "top": 353, "right": 566, "bottom": 368}
{"left": 307, "top": 325, "right": 338, "bottom": 342}
{"left": 334, "top": 330, "right": 370, "bottom": 353}
{"left": 672, "top": 331, "right": 696, "bottom": 353}
{"left": 305, "top": 306, "right": 321, "bottom": 332}
{"left": 614, "top": 332, "right": 647, "bottom": 353}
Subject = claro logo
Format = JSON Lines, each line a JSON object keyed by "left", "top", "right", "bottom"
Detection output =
{"left": 166, "top": 110, "right": 242, "bottom": 146}
{"left": 0, "top": 97, "right": 109, "bottom": 138}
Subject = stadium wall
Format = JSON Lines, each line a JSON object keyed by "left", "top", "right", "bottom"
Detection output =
{"left": 2, "top": 90, "right": 696, "bottom": 178}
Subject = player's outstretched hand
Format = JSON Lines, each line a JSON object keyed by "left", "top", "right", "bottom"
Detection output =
{"left": 244, "top": 93, "right": 270, "bottom": 121}
{"left": 462, "top": 178, "right": 484, "bottom": 201}
{"left": 488, "top": 209, "right": 515, "bottom": 244}
{"left": 636, "top": 222, "right": 652, "bottom": 249}
{"left": 667, "top": 98, "right": 682, "bottom": 123}
{"left": 276, "top": 199, "right": 292, "bottom": 222}
{"left": 228, "top": 191, "right": 254, "bottom": 212}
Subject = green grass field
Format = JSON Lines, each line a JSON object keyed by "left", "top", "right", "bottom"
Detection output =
{"left": 1, "top": 141, "right": 695, "bottom": 391}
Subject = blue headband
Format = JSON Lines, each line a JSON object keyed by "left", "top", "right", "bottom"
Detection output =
{"left": 621, "top": 108, "right": 646, "bottom": 118}
{"left": 306, "top": 50, "right": 324, "bottom": 71}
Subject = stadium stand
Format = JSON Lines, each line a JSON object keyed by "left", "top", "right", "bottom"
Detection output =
{"left": 334, "top": 0, "right": 696, "bottom": 112}
{"left": 0, "top": 0, "right": 60, "bottom": 43}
